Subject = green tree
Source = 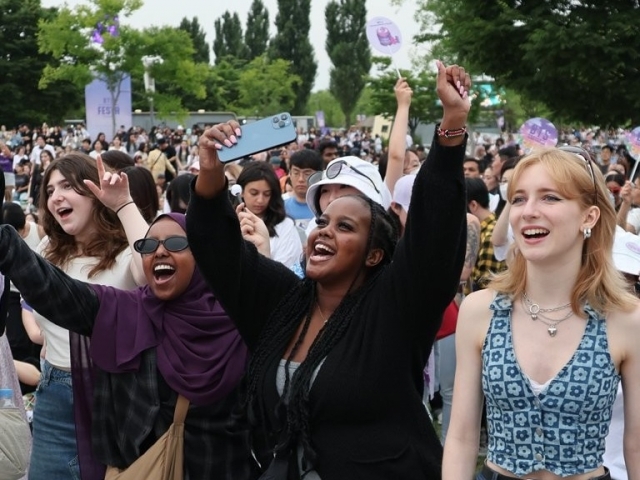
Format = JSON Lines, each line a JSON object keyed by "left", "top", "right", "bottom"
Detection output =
{"left": 38, "top": 0, "right": 145, "bottom": 138}
{"left": 367, "top": 58, "right": 440, "bottom": 137}
{"left": 129, "top": 26, "right": 209, "bottom": 119}
{"left": 235, "top": 55, "right": 301, "bottom": 117}
{"left": 244, "top": 0, "right": 270, "bottom": 61}
{"left": 269, "top": 0, "right": 317, "bottom": 114}
{"left": 213, "top": 11, "right": 248, "bottom": 63}
{"left": 38, "top": 0, "right": 207, "bottom": 133}
{"left": 178, "top": 17, "right": 210, "bottom": 64}
{"left": 0, "top": 0, "right": 83, "bottom": 127}
{"left": 325, "top": 0, "right": 371, "bottom": 128}
{"left": 411, "top": 0, "right": 640, "bottom": 126}
{"left": 306, "top": 90, "right": 345, "bottom": 127}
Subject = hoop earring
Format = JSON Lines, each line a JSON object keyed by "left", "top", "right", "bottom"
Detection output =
{"left": 583, "top": 227, "right": 592, "bottom": 239}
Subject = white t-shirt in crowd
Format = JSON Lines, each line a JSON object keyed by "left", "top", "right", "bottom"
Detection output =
{"left": 493, "top": 225, "right": 514, "bottom": 262}
{"left": 604, "top": 384, "right": 626, "bottom": 480}
{"left": 271, "top": 217, "right": 303, "bottom": 269}
{"left": 30, "top": 144, "right": 56, "bottom": 165}
{"left": 626, "top": 208, "right": 640, "bottom": 234}
{"left": 33, "top": 240, "right": 137, "bottom": 369}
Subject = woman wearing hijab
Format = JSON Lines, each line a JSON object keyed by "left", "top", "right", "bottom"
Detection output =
{"left": 0, "top": 213, "right": 255, "bottom": 480}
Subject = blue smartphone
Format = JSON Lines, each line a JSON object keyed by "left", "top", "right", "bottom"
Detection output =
{"left": 218, "top": 113, "right": 297, "bottom": 163}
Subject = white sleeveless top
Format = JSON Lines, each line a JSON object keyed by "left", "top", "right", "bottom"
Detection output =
{"left": 33, "top": 238, "right": 137, "bottom": 369}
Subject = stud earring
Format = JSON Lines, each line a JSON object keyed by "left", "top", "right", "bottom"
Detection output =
{"left": 583, "top": 227, "right": 592, "bottom": 239}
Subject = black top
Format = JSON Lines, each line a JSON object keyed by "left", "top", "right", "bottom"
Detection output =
{"left": 186, "top": 135, "right": 467, "bottom": 479}
{"left": 0, "top": 230, "right": 256, "bottom": 480}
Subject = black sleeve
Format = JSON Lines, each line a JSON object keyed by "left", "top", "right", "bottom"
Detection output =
{"left": 186, "top": 181, "right": 300, "bottom": 350}
{"left": 384, "top": 134, "right": 467, "bottom": 339}
{"left": 0, "top": 225, "right": 99, "bottom": 336}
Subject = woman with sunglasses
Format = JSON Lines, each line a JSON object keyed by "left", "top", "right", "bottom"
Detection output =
{"left": 187, "top": 61, "right": 470, "bottom": 479}
{"left": 0, "top": 213, "right": 255, "bottom": 479}
{"left": 444, "top": 148, "right": 640, "bottom": 480}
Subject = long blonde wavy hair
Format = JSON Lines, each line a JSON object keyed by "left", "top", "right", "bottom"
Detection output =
{"left": 489, "top": 148, "right": 637, "bottom": 315}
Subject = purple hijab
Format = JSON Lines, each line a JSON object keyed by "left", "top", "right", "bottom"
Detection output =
{"left": 90, "top": 213, "right": 248, "bottom": 405}
{"left": 71, "top": 213, "right": 247, "bottom": 479}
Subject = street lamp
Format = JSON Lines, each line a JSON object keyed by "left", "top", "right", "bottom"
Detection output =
{"left": 141, "top": 55, "right": 164, "bottom": 129}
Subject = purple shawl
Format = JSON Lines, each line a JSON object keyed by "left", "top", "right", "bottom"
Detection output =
{"left": 90, "top": 213, "right": 248, "bottom": 405}
{"left": 71, "top": 213, "right": 248, "bottom": 480}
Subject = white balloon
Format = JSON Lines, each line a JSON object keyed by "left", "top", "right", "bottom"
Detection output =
{"left": 230, "top": 184, "right": 242, "bottom": 198}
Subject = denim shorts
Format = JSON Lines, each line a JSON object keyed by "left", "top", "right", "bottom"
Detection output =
{"left": 29, "top": 360, "right": 80, "bottom": 480}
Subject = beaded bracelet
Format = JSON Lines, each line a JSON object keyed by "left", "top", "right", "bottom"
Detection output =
{"left": 436, "top": 126, "right": 467, "bottom": 138}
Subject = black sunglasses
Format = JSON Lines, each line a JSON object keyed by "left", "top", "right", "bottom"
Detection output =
{"left": 133, "top": 236, "right": 189, "bottom": 254}
{"left": 307, "top": 160, "right": 380, "bottom": 194}
{"left": 558, "top": 146, "right": 598, "bottom": 205}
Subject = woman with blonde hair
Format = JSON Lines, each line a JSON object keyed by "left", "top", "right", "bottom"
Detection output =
{"left": 444, "top": 147, "right": 640, "bottom": 480}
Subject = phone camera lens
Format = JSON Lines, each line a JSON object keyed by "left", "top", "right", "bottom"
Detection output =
{"left": 280, "top": 114, "right": 287, "bottom": 121}
{"left": 272, "top": 117, "right": 279, "bottom": 123}
{"left": 278, "top": 120, "right": 285, "bottom": 128}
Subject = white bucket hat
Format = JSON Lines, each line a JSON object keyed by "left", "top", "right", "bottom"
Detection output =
{"left": 391, "top": 174, "right": 417, "bottom": 212}
{"left": 305, "top": 156, "right": 391, "bottom": 217}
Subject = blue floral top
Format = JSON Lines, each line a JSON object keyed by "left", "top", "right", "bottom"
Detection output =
{"left": 482, "top": 293, "right": 619, "bottom": 477}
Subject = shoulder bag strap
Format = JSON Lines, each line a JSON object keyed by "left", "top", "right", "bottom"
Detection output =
{"left": 173, "top": 395, "right": 190, "bottom": 425}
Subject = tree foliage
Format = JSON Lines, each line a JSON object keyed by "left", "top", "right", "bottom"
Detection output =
{"left": 178, "top": 16, "right": 210, "bottom": 64}
{"left": 234, "top": 55, "right": 301, "bottom": 118}
{"left": 367, "top": 57, "right": 440, "bottom": 136}
{"left": 269, "top": 0, "right": 317, "bottom": 114}
{"left": 38, "top": 0, "right": 207, "bottom": 133}
{"left": 244, "top": 0, "right": 270, "bottom": 61}
{"left": 0, "top": 0, "right": 83, "bottom": 126}
{"left": 306, "top": 87, "right": 375, "bottom": 128}
{"left": 325, "top": 0, "right": 371, "bottom": 128}
{"left": 213, "top": 11, "right": 248, "bottom": 63}
{"left": 413, "top": 0, "right": 640, "bottom": 126}
{"left": 129, "top": 26, "right": 209, "bottom": 118}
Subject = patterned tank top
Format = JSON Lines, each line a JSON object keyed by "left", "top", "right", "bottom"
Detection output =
{"left": 482, "top": 293, "right": 619, "bottom": 477}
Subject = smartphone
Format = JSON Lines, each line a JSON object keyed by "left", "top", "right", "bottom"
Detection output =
{"left": 218, "top": 113, "right": 297, "bottom": 163}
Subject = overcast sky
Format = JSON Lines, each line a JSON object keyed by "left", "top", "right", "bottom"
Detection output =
{"left": 41, "top": 0, "right": 423, "bottom": 91}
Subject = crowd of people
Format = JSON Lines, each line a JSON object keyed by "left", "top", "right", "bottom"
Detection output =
{"left": 0, "top": 60, "right": 637, "bottom": 480}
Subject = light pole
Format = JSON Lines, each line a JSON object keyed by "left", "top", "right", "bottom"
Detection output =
{"left": 141, "top": 55, "right": 164, "bottom": 129}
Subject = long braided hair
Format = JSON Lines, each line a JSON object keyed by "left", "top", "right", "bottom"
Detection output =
{"left": 244, "top": 195, "right": 399, "bottom": 471}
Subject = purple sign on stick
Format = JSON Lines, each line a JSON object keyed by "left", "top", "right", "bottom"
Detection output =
{"left": 519, "top": 118, "right": 558, "bottom": 153}
{"left": 366, "top": 17, "right": 403, "bottom": 55}
{"left": 626, "top": 127, "right": 640, "bottom": 159}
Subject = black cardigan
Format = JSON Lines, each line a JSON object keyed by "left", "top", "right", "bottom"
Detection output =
{"left": 186, "top": 136, "right": 467, "bottom": 480}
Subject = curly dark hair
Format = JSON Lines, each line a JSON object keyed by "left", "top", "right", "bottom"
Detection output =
{"left": 39, "top": 153, "right": 129, "bottom": 277}
{"left": 244, "top": 195, "right": 399, "bottom": 470}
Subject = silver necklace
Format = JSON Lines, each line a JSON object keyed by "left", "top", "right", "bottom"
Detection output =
{"left": 316, "top": 301, "right": 329, "bottom": 325}
{"left": 522, "top": 291, "right": 571, "bottom": 320}
{"left": 521, "top": 293, "right": 573, "bottom": 337}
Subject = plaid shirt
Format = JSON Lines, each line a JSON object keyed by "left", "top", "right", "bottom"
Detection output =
{"left": 0, "top": 225, "right": 256, "bottom": 480}
{"left": 472, "top": 213, "right": 506, "bottom": 290}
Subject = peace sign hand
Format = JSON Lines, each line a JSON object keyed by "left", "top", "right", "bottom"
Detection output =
{"left": 83, "top": 155, "right": 133, "bottom": 212}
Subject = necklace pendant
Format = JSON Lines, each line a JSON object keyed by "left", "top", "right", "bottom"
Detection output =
{"left": 531, "top": 313, "right": 538, "bottom": 320}
{"left": 547, "top": 326, "right": 557, "bottom": 337}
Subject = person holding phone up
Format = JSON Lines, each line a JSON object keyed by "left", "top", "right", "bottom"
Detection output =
{"left": 186, "top": 62, "right": 470, "bottom": 480}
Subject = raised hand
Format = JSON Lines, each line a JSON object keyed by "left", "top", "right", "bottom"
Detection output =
{"left": 236, "top": 203, "right": 271, "bottom": 257}
{"left": 198, "top": 120, "right": 242, "bottom": 172}
{"left": 394, "top": 77, "right": 413, "bottom": 109}
{"left": 83, "top": 155, "right": 133, "bottom": 212}
{"left": 436, "top": 60, "right": 471, "bottom": 117}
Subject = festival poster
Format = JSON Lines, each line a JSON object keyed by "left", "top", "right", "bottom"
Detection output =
{"left": 84, "top": 75, "right": 133, "bottom": 141}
